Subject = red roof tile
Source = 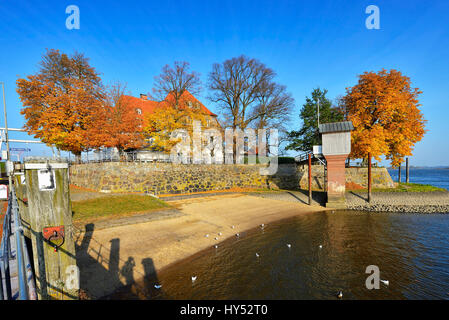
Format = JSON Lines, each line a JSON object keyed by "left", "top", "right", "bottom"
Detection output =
{"left": 122, "top": 91, "right": 217, "bottom": 117}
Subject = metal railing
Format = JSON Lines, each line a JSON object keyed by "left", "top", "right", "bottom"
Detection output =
{"left": 0, "top": 186, "right": 37, "bottom": 300}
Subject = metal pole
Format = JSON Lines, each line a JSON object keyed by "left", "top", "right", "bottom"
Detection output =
{"left": 317, "top": 98, "right": 320, "bottom": 128}
{"left": 368, "top": 153, "right": 372, "bottom": 203}
{"left": 398, "top": 164, "right": 401, "bottom": 183}
{"left": 308, "top": 153, "right": 312, "bottom": 205}
{"left": 0, "top": 261, "right": 3, "bottom": 300}
{"left": 406, "top": 158, "right": 409, "bottom": 183}
{"left": 1, "top": 83, "right": 12, "bottom": 190}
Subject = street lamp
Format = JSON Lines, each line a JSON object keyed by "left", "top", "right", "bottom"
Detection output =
{"left": 1, "top": 82, "right": 12, "bottom": 190}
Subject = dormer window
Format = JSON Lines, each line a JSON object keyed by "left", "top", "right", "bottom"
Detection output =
{"left": 187, "top": 101, "right": 193, "bottom": 108}
{"left": 136, "top": 108, "right": 142, "bottom": 115}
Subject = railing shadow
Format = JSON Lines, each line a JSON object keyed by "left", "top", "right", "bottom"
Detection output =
{"left": 75, "top": 223, "right": 163, "bottom": 300}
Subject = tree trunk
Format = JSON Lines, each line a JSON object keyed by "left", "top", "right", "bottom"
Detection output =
{"left": 74, "top": 152, "right": 81, "bottom": 164}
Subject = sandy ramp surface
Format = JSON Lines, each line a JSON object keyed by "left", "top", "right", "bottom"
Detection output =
{"left": 75, "top": 194, "right": 326, "bottom": 298}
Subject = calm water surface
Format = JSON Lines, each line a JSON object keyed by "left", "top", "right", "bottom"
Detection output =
{"left": 388, "top": 168, "right": 449, "bottom": 190}
{"left": 140, "top": 210, "right": 449, "bottom": 300}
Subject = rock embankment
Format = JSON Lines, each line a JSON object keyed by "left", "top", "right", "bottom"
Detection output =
{"left": 346, "top": 191, "right": 449, "bottom": 213}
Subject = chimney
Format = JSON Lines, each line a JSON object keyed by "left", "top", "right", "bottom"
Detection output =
{"left": 140, "top": 94, "right": 148, "bottom": 100}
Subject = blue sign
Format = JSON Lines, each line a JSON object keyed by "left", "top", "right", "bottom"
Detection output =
{"left": 10, "top": 148, "right": 31, "bottom": 152}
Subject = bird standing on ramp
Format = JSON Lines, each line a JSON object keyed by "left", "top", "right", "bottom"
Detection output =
{"left": 380, "top": 279, "right": 389, "bottom": 286}
{"left": 287, "top": 244, "right": 291, "bottom": 249}
{"left": 154, "top": 284, "right": 162, "bottom": 289}
{"left": 337, "top": 291, "right": 343, "bottom": 299}
{"left": 191, "top": 276, "right": 197, "bottom": 282}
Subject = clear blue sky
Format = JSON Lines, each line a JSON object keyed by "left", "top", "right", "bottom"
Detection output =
{"left": 1, "top": 0, "right": 448, "bottom": 166}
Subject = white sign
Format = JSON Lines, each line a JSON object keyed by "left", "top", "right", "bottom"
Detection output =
{"left": 38, "top": 169, "right": 55, "bottom": 191}
{"left": 0, "top": 185, "right": 8, "bottom": 200}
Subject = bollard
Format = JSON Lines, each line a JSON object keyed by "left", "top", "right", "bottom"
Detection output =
{"left": 24, "top": 158, "right": 78, "bottom": 300}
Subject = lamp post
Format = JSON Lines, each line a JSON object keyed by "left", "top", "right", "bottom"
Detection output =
{"left": 1, "top": 82, "right": 12, "bottom": 190}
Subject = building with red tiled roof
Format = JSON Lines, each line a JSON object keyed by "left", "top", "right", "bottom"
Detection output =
{"left": 117, "top": 90, "right": 221, "bottom": 162}
{"left": 122, "top": 90, "right": 218, "bottom": 122}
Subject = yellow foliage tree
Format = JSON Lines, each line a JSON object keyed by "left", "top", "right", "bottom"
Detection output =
{"left": 343, "top": 69, "right": 426, "bottom": 167}
{"left": 143, "top": 101, "right": 207, "bottom": 154}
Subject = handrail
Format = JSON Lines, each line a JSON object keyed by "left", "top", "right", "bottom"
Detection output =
{"left": 0, "top": 186, "right": 37, "bottom": 300}
{"left": 1, "top": 200, "right": 12, "bottom": 299}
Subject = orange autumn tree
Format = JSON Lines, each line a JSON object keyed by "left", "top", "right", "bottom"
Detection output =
{"left": 342, "top": 69, "right": 426, "bottom": 167}
{"left": 16, "top": 49, "right": 104, "bottom": 162}
{"left": 89, "top": 82, "right": 145, "bottom": 158}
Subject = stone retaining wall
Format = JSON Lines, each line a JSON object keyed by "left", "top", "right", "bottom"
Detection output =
{"left": 69, "top": 162, "right": 394, "bottom": 195}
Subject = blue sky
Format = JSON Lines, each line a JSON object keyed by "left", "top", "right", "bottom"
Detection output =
{"left": 0, "top": 0, "right": 448, "bottom": 166}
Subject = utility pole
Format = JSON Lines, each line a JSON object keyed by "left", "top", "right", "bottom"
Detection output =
{"left": 1, "top": 82, "right": 12, "bottom": 190}
{"left": 317, "top": 98, "right": 320, "bottom": 128}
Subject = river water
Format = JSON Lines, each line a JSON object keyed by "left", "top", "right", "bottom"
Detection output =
{"left": 388, "top": 168, "right": 449, "bottom": 190}
{"left": 138, "top": 210, "right": 449, "bottom": 300}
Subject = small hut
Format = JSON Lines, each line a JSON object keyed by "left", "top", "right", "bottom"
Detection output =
{"left": 318, "top": 121, "right": 354, "bottom": 208}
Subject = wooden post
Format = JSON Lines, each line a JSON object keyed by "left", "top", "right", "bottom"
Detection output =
{"left": 398, "top": 165, "right": 401, "bottom": 183}
{"left": 406, "top": 158, "right": 409, "bottom": 183}
{"left": 368, "top": 153, "right": 372, "bottom": 203}
{"left": 308, "top": 153, "right": 312, "bottom": 205}
{"left": 24, "top": 159, "right": 78, "bottom": 300}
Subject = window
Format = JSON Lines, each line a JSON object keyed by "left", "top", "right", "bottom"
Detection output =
{"left": 206, "top": 119, "right": 210, "bottom": 127}
{"left": 136, "top": 108, "right": 142, "bottom": 115}
{"left": 187, "top": 101, "right": 193, "bottom": 108}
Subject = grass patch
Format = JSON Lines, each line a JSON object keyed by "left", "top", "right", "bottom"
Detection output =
{"left": 72, "top": 194, "right": 170, "bottom": 222}
{"left": 350, "top": 183, "right": 447, "bottom": 193}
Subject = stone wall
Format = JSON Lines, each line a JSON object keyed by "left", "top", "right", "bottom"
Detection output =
{"left": 69, "top": 162, "right": 273, "bottom": 194}
{"left": 69, "top": 162, "right": 394, "bottom": 195}
{"left": 295, "top": 164, "right": 395, "bottom": 190}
